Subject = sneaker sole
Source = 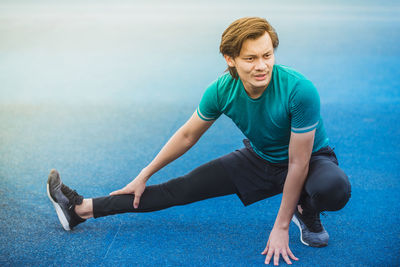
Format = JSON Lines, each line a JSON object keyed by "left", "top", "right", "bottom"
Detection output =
{"left": 292, "top": 215, "right": 328, "bottom": 248}
{"left": 291, "top": 215, "right": 309, "bottom": 246}
{"left": 47, "top": 183, "right": 71, "bottom": 231}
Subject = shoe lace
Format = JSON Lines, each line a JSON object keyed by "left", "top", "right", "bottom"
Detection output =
{"left": 61, "top": 184, "right": 83, "bottom": 206}
{"left": 301, "top": 210, "right": 323, "bottom": 233}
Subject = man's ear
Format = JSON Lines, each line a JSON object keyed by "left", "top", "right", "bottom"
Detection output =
{"left": 223, "top": 54, "right": 235, "bottom": 68}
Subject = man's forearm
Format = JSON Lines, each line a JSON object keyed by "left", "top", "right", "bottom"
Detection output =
{"left": 273, "top": 163, "right": 309, "bottom": 230}
{"left": 140, "top": 127, "right": 197, "bottom": 182}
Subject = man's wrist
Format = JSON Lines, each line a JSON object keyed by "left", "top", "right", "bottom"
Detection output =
{"left": 138, "top": 167, "right": 151, "bottom": 182}
{"left": 273, "top": 221, "right": 290, "bottom": 231}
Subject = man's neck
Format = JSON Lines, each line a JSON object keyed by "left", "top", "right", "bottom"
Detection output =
{"left": 243, "top": 82, "right": 270, "bottom": 99}
{"left": 249, "top": 89, "right": 266, "bottom": 99}
{"left": 241, "top": 72, "right": 272, "bottom": 99}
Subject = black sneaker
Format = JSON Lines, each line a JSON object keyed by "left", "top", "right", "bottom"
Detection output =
{"left": 46, "top": 169, "right": 86, "bottom": 231}
{"left": 291, "top": 207, "right": 329, "bottom": 247}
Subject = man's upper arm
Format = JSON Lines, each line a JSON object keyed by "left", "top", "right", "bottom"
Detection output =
{"left": 288, "top": 130, "right": 315, "bottom": 165}
{"left": 181, "top": 111, "right": 215, "bottom": 143}
{"left": 197, "top": 79, "right": 222, "bottom": 121}
{"left": 290, "top": 79, "right": 320, "bottom": 134}
{"left": 288, "top": 79, "right": 320, "bottom": 164}
{"left": 184, "top": 78, "right": 221, "bottom": 141}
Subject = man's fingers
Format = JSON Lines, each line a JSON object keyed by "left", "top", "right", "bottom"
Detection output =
{"left": 287, "top": 246, "right": 298, "bottom": 261}
{"left": 273, "top": 249, "right": 280, "bottom": 266}
{"left": 261, "top": 243, "right": 269, "bottom": 255}
{"left": 264, "top": 249, "right": 274, "bottom": 264}
{"left": 281, "top": 251, "right": 292, "bottom": 265}
{"left": 133, "top": 194, "right": 141, "bottom": 209}
{"left": 109, "top": 189, "right": 124, "bottom": 196}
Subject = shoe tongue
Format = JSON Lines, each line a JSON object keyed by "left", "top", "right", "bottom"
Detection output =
{"left": 61, "top": 184, "right": 83, "bottom": 205}
{"left": 302, "top": 211, "right": 323, "bottom": 232}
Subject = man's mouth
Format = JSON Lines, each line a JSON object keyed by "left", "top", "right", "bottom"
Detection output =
{"left": 254, "top": 73, "right": 267, "bottom": 81}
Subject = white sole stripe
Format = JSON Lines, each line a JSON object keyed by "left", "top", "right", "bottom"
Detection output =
{"left": 291, "top": 215, "right": 309, "bottom": 246}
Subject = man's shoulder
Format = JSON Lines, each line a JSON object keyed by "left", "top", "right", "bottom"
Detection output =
{"left": 216, "top": 71, "right": 237, "bottom": 88}
{"left": 273, "top": 65, "right": 316, "bottom": 95}
{"left": 274, "top": 64, "right": 309, "bottom": 82}
{"left": 209, "top": 72, "right": 239, "bottom": 97}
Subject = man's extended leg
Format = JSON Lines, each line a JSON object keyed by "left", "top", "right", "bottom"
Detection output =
{"left": 48, "top": 158, "right": 237, "bottom": 230}
{"left": 91, "top": 158, "right": 237, "bottom": 217}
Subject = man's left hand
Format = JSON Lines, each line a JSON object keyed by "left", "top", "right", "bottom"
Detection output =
{"left": 261, "top": 227, "right": 299, "bottom": 265}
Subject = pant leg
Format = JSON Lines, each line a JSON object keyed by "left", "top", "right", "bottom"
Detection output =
{"left": 92, "top": 158, "right": 237, "bottom": 218}
{"left": 299, "top": 153, "right": 351, "bottom": 213}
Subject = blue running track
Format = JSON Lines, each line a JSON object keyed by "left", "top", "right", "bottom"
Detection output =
{"left": 1, "top": 1, "right": 399, "bottom": 266}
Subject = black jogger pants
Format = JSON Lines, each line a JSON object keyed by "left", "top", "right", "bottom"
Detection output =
{"left": 92, "top": 142, "right": 351, "bottom": 218}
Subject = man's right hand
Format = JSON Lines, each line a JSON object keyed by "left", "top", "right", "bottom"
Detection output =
{"left": 109, "top": 176, "right": 147, "bottom": 209}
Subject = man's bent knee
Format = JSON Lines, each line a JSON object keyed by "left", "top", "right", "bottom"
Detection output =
{"left": 311, "top": 173, "right": 351, "bottom": 212}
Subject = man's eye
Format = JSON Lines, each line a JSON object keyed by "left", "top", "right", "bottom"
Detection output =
{"left": 264, "top": 54, "right": 271, "bottom": 58}
{"left": 245, "top": 57, "right": 253, "bottom": 61}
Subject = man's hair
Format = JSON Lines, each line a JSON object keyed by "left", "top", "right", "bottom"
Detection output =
{"left": 220, "top": 17, "right": 279, "bottom": 79}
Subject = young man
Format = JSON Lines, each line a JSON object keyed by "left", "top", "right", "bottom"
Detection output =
{"left": 47, "top": 17, "right": 351, "bottom": 265}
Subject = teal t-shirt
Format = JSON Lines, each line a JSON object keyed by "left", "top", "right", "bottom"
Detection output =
{"left": 197, "top": 64, "right": 329, "bottom": 163}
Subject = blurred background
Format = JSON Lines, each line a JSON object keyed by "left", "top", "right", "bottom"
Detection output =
{"left": 1, "top": 0, "right": 399, "bottom": 266}
{"left": 1, "top": 0, "right": 399, "bottom": 106}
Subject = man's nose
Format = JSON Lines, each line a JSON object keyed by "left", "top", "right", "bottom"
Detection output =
{"left": 255, "top": 58, "right": 267, "bottom": 70}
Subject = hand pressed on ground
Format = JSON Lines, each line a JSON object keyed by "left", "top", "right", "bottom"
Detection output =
{"left": 261, "top": 227, "right": 299, "bottom": 266}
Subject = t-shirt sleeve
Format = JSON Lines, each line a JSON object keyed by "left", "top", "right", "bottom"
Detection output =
{"left": 289, "top": 79, "right": 320, "bottom": 133}
{"left": 196, "top": 79, "right": 222, "bottom": 121}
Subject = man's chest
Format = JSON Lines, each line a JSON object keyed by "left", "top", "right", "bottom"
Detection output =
{"left": 225, "top": 98, "right": 291, "bottom": 139}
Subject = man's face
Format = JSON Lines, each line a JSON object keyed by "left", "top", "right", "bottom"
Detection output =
{"left": 225, "top": 31, "right": 275, "bottom": 94}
